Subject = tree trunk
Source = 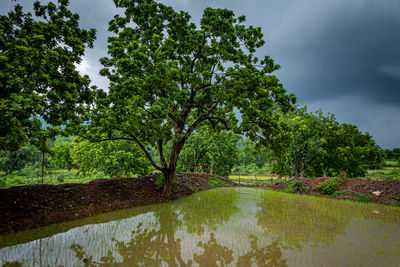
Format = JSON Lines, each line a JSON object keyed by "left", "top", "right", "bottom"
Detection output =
{"left": 162, "top": 142, "right": 181, "bottom": 199}
{"left": 294, "top": 161, "right": 299, "bottom": 178}
{"left": 301, "top": 160, "right": 306, "bottom": 178}
{"left": 41, "top": 152, "right": 45, "bottom": 184}
{"left": 162, "top": 170, "right": 174, "bottom": 200}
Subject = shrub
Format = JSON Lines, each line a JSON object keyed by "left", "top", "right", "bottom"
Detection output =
{"left": 56, "top": 174, "right": 66, "bottom": 183}
{"left": 284, "top": 179, "right": 305, "bottom": 193}
{"left": 208, "top": 178, "right": 229, "bottom": 189}
{"left": 314, "top": 179, "right": 339, "bottom": 195}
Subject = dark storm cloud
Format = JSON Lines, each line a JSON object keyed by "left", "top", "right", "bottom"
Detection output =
{"left": 268, "top": 0, "right": 400, "bottom": 105}
{"left": 1, "top": 0, "right": 399, "bottom": 148}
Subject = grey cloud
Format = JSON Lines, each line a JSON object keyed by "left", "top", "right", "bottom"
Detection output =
{"left": 1, "top": 0, "right": 399, "bottom": 148}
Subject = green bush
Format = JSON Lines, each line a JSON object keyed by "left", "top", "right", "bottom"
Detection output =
{"left": 56, "top": 173, "right": 66, "bottom": 183}
{"left": 208, "top": 178, "right": 229, "bottom": 189}
{"left": 314, "top": 179, "right": 339, "bottom": 195}
{"left": 284, "top": 179, "right": 305, "bottom": 193}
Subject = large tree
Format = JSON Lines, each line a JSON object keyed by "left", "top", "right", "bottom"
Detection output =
{"left": 90, "top": 0, "right": 295, "bottom": 198}
{"left": 0, "top": 0, "right": 96, "bottom": 151}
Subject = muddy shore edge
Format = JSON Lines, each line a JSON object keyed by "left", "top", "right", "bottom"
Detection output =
{"left": 0, "top": 173, "right": 235, "bottom": 234}
{"left": 1, "top": 174, "right": 400, "bottom": 234}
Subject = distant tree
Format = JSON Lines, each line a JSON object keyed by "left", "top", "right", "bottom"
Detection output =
{"left": 177, "top": 127, "right": 240, "bottom": 176}
{"left": 0, "top": 0, "right": 96, "bottom": 151}
{"left": 238, "top": 139, "right": 257, "bottom": 174}
{"left": 50, "top": 141, "right": 75, "bottom": 171}
{"left": 267, "top": 106, "right": 383, "bottom": 178}
{"left": 71, "top": 139, "right": 152, "bottom": 177}
{"left": 88, "top": 0, "right": 295, "bottom": 198}
{"left": 0, "top": 146, "right": 37, "bottom": 174}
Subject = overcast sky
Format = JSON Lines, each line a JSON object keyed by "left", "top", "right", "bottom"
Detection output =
{"left": 1, "top": 0, "right": 399, "bottom": 149}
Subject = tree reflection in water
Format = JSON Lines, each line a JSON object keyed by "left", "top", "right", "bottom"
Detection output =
{"left": 237, "top": 235, "right": 288, "bottom": 267}
{"left": 70, "top": 189, "right": 289, "bottom": 266}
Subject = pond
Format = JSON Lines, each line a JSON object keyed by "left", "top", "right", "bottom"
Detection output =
{"left": 1, "top": 187, "right": 400, "bottom": 266}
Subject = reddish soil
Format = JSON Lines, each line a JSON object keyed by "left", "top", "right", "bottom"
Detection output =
{"left": 270, "top": 177, "right": 400, "bottom": 205}
{"left": 0, "top": 173, "right": 235, "bottom": 234}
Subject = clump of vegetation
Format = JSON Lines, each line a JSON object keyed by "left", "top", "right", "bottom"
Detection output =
{"left": 208, "top": 178, "right": 231, "bottom": 189}
{"left": 334, "top": 191, "right": 372, "bottom": 202}
{"left": 284, "top": 179, "right": 305, "bottom": 193}
{"left": 314, "top": 179, "right": 339, "bottom": 195}
{"left": 56, "top": 174, "right": 66, "bottom": 183}
{"left": 388, "top": 195, "right": 400, "bottom": 206}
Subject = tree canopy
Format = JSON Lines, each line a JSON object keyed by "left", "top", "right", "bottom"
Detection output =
{"left": 88, "top": 0, "right": 295, "bottom": 197}
{"left": 0, "top": 0, "right": 97, "bottom": 151}
{"left": 266, "top": 106, "right": 384, "bottom": 178}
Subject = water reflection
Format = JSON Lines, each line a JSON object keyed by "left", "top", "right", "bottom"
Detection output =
{"left": 1, "top": 188, "right": 400, "bottom": 266}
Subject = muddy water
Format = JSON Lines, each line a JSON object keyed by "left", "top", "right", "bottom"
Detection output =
{"left": 1, "top": 187, "right": 400, "bottom": 266}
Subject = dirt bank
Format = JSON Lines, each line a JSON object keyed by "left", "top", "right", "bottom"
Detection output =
{"left": 0, "top": 173, "right": 235, "bottom": 234}
{"left": 270, "top": 177, "right": 400, "bottom": 205}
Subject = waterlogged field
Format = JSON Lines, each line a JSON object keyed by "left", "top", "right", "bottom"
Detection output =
{"left": 228, "top": 174, "right": 282, "bottom": 186}
{"left": 1, "top": 188, "right": 400, "bottom": 266}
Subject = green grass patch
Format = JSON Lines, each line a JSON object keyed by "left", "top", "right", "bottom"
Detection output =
{"left": 229, "top": 174, "right": 277, "bottom": 181}
{"left": 334, "top": 191, "right": 373, "bottom": 202}
{"left": 0, "top": 168, "right": 109, "bottom": 188}
{"left": 208, "top": 177, "right": 231, "bottom": 189}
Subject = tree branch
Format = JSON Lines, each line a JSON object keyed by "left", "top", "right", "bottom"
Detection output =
{"left": 157, "top": 139, "right": 167, "bottom": 169}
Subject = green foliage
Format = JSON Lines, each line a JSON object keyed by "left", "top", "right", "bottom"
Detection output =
{"left": 314, "top": 179, "right": 339, "bottom": 195}
{"left": 0, "top": 146, "right": 38, "bottom": 174}
{"left": 88, "top": 0, "right": 295, "bottom": 196}
{"left": 56, "top": 173, "right": 66, "bottom": 183}
{"left": 177, "top": 127, "right": 240, "bottom": 176}
{"left": 71, "top": 139, "right": 152, "bottom": 177}
{"left": 50, "top": 141, "right": 75, "bottom": 170}
{"left": 266, "top": 106, "right": 384, "bottom": 178}
{"left": 0, "top": 0, "right": 97, "bottom": 150}
{"left": 0, "top": 168, "right": 106, "bottom": 188}
{"left": 284, "top": 179, "right": 305, "bottom": 193}
{"left": 208, "top": 178, "right": 230, "bottom": 189}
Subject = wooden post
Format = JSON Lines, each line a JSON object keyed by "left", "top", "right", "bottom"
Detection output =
{"left": 239, "top": 173, "right": 241, "bottom": 185}
{"left": 255, "top": 174, "right": 257, "bottom": 186}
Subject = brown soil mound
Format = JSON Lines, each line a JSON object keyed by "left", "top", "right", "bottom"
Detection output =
{"left": 271, "top": 177, "right": 400, "bottom": 205}
{"left": 0, "top": 172, "right": 235, "bottom": 234}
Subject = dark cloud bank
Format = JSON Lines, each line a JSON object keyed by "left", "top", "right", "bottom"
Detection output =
{"left": 1, "top": 0, "right": 399, "bottom": 148}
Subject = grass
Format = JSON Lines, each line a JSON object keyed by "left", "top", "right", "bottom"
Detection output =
{"left": 229, "top": 174, "right": 277, "bottom": 180}
{"left": 208, "top": 177, "right": 232, "bottom": 188}
{"left": 366, "top": 168, "right": 400, "bottom": 180}
{"left": 0, "top": 168, "right": 108, "bottom": 189}
{"left": 228, "top": 174, "right": 287, "bottom": 187}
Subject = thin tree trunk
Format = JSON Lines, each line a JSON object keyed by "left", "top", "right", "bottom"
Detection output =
{"left": 294, "top": 161, "right": 299, "bottom": 178}
{"left": 41, "top": 152, "right": 45, "bottom": 184}
{"left": 301, "top": 160, "right": 306, "bottom": 178}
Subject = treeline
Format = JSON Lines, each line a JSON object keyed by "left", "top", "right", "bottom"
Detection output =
{"left": 1, "top": 106, "right": 395, "bottom": 180}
